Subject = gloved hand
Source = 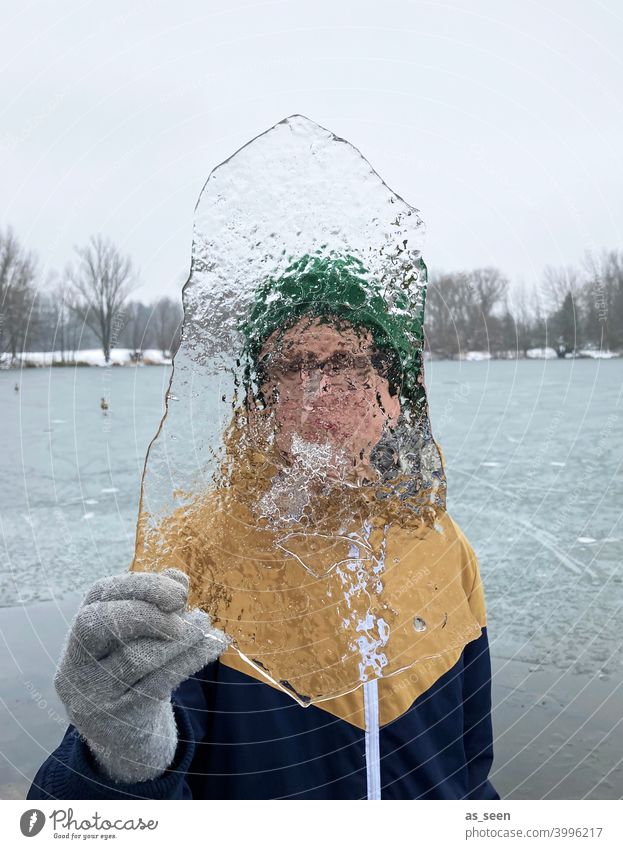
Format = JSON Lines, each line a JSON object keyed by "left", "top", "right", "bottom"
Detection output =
{"left": 54, "top": 568, "right": 230, "bottom": 784}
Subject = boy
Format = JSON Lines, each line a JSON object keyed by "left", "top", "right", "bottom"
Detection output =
{"left": 28, "top": 262, "right": 499, "bottom": 799}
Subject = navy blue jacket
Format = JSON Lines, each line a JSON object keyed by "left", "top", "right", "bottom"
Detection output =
{"left": 27, "top": 626, "right": 499, "bottom": 800}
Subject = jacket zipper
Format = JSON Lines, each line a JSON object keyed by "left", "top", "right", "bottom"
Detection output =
{"left": 363, "top": 679, "right": 381, "bottom": 799}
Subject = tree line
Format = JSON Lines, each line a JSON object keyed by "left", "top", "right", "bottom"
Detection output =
{"left": 425, "top": 254, "right": 622, "bottom": 357}
{"left": 1, "top": 226, "right": 622, "bottom": 365}
{"left": 0, "top": 229, "right": 182, "bottom": 363}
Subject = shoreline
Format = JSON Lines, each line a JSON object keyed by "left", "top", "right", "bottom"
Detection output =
{"left": 0, "top": 348, "right": 172, "bottom": 369}
{"left": 1, "top": 347, "right": 620, "bottom": 370}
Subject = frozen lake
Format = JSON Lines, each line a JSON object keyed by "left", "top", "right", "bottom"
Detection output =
{"left": 2, "top": 360, "right": 621, "bottom": 677}
{"left": 0, "top": 360, "right": 621, "bottom": 798}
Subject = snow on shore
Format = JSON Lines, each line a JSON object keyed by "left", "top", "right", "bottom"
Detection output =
{"left": 453, "top": 348, "right": 619, "bottom": 361}
{"left": 526, "top": 347, "right": 558, "bottom": 359}
{"left": 5, "top": 348, "right": 172, "bottom": 367}
{"left": 4, "top": 347, "right": 619, "bottom": 369}
{"left": 458, "top": 350, "right": 492, "bottom": 361}
{"left": 576, "top": 349, "right": 619, "bottom": 359}
{"left": 526, "top": 348, "right": 619, "bottom": 360}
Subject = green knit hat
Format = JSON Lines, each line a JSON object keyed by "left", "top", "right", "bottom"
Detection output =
{"left": 238, "top": 252, "right": 428, "bottom": 409}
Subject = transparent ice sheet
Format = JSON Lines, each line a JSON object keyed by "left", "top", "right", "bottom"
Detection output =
{"left": 131, "top": 115, "right": 479, "bottom": 705}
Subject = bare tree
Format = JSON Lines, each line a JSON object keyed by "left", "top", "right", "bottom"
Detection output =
{"left": 466, "top": 267, "right": 508, "bottom": 316}
{"left": 0, "top": 227, "right": 38, "bottom": 362}
{"left": 67, "top": 235, "right": 136, "bottom": 363}
{"left": 425, "top": 267, "right": 508, "bottom": 356}
{"left": 581, "top": 249, "right": 623, "bottom": 351}
{"left": 463, "top": 267, "right": 509, "bottom": 350}
{"left": 506, "top": 281, "right": 538, "bottom": 356}
{"left": 44, "top": 273, "right": 84, "bottom": 362}
{"left": 152, "top": 296, "right": 183, "bottom": 357}
{"left": 123, "top": 300, "right": 152, "bottom": 357}
{"left": 425, "top": 271, "right": 469, "bottom": 357}
{"left": 541, "top": 265, "right": 583, "bottom": 354}
{"left": 542, "top": 264, "right": 581, "bottom": 312}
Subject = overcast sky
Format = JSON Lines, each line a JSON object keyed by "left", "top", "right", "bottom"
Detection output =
{"left": 1, "top": 0, "right": 621, "bottom": 301}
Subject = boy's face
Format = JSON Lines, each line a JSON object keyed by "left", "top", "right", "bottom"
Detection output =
{"left": 254, "top": 315, "right": 400, "bottom": 478}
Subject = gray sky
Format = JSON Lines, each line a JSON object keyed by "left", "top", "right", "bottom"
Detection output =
{"left": 1, "top": 0, "right": 621, "bottom": 301}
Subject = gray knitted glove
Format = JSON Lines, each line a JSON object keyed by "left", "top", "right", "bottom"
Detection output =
{"left": 54, "top": 568, "right": 230, "bottom": 785}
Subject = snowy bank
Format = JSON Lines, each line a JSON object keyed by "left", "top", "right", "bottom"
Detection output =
{"left": 4, "top": 348, "right": 172, "bottom": 368}
{"left": 526, "top": 347, "right": 558, "bottom": 359}
{"left": 427, "top": 347, "right": 620, "bottom": 361}
{"left": 576, "top": 349, "right": 619, "bottom": 359}
{"left": 4, "top": 348, "right": 619, "bottom": 369}
{"left": 458, "top": 350, "right": 492, "bottom": 362}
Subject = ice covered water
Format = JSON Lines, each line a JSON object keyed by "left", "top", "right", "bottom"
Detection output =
{"left": 1, "top": 359, "right": 622, "bottom": 687}
{"left": 129, "top": 115, "right": 474, "bottom": 704}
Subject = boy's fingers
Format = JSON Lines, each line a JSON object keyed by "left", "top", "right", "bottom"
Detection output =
{"left": 132, "top": 630, "right": 230, "bottom": 700}
{"left": 83, "top": 570, "right": 189, "bottom": 613}
{"left": 69, "top": 600, "right": 191, "bottom": 660}
{"left": 99, "top": 612, "right": 212, "bottom": 692}
{"left": 161, "top": 568, "right": 190, "bottom": 590}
